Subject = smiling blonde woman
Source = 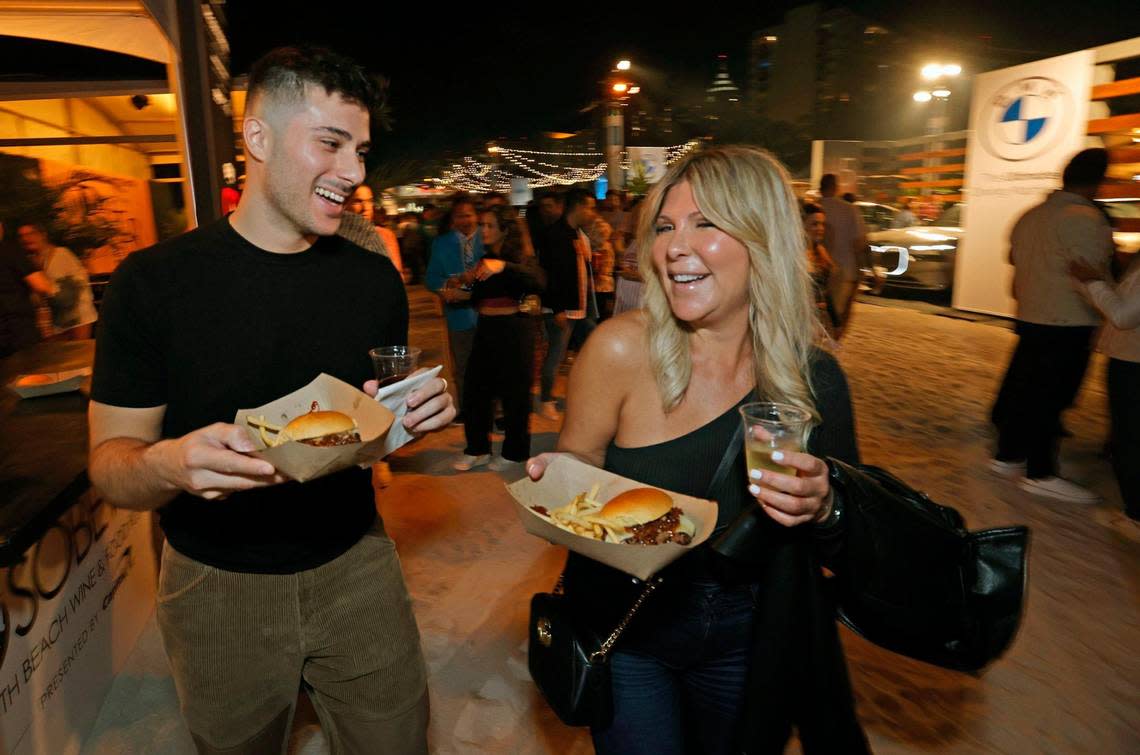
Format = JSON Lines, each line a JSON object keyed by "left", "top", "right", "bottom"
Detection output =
{"left": 527, "top": 145, "right": 868, "bottom": 753}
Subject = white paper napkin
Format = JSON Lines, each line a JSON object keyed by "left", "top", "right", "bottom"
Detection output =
{"left": 373, "top": 365, "right": 444, "bottom": 458}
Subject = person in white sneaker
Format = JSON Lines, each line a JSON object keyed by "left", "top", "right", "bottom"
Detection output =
{"left": 990, "top": 149, "right": 1114, "bottom": 504}
{"left": 452, "top": 206, "right": 545, "bottom": 473}
{"left": 1072, "top": 254, "right": 1140, "bottom": 522}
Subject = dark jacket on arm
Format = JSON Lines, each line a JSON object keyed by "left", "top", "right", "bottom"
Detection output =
{"left": 537, "top": 219, "right": 581, "bottom": 314}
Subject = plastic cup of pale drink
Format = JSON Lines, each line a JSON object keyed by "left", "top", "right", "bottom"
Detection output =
{"left": 739, "top": 402, "right": 810, "bottom": 478}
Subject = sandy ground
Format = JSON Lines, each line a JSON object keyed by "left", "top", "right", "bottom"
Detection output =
{"left": 83, "top": 290, "right": 1139, "bottom": 754}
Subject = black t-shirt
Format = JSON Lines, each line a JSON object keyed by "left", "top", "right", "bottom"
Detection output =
{"left": 92, "top": 218, "right": 408, "bottom": 573}
{"left": 0, "top": 239, "right": 41, "bottom": 357}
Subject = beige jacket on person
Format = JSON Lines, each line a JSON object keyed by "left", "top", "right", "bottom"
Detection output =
{"left": 1083, "top": 263, "right": 1140, "bottom": 362}
{"left": 1010, "top": 190, "right": 1114, "bottom": 326}
{"left": 820, "top": 196, "right": 867, "bottom": 282}
{"left": 588, "top": 218, "right": 615, "bottom": 294}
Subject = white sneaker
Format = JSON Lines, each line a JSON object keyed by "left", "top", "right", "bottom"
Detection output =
{"left": 538, "top": 401, "right": 562, "bottom": 421}
{"left": 989, "top": 458, "right": 1026, "bottom": 478}
{"left": 488, "top": 456, "right": 523, "bottom": 473}
{"left": 452, "top": 453, "right": 490, "bottom": 472}
{"left": 1019, "top": 476, "right": 1099, "bottom": 504}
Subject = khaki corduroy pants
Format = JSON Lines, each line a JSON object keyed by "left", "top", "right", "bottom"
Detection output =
{"left": 155, "top": 525, "right": 428, "bottom": 755}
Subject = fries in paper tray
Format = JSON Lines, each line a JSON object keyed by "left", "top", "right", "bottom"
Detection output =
{"left": 506, "top": 455, "right": 718, "bottom": 580}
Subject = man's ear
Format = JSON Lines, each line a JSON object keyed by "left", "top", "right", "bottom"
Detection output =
{"left": 243, "top": 115, "right": 270, "bottom": 163}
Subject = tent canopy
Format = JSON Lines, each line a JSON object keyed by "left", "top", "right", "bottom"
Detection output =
{"left": 0, "top": 1, "right": 171, "bottom": 63}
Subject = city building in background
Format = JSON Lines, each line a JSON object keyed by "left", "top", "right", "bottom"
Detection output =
{"left": 749, "top": 2, "right": 1046, "bottom": 143}
{"left": 704, "top": 54, "right": 743, "bottom": 129}
{"left": 751, "top": 3, "right": 915, "bottom": 140}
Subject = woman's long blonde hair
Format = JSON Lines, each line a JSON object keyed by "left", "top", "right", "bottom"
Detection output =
{"left": 637, "top": 145, "right": 820, "bottom": 426}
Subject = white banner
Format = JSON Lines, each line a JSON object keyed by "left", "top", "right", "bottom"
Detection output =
{"left": 954, "top": 50, "right": 1095, "bottom": 316}
{"left": 628, "top": 147, "right": 667, "bottom": 186}
{"left": 0, "top": 495, "right": 157, "bottom": 755}
{"left": 810, "top": 140, "right": 862, "bottom": 195}
{"left": 509, "top": 177, "right": 532, "bottom": 207}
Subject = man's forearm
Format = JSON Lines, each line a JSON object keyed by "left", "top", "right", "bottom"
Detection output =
{"left": 89, "top": 437, "right": 179, "bottom": 511}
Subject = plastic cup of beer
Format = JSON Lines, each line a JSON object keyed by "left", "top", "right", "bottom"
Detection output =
{"left": 369, "top": 346, "right": 421, "bottom": 388}
{"left": 739, "top": 402, "right": 810, "bottom": 478}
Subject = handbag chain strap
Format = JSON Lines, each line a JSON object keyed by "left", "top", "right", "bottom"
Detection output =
{"left": 590, "top": 577, "right": 661, "bottom": 663}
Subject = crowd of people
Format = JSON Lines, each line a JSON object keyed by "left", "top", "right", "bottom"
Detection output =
{"left": 0, "top": 40, "right": 1132, "bottom": 755}
{"left": 330, "top": 176, "right": 645, "bottom": 472}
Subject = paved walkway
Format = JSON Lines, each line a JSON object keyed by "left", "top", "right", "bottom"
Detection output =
{"left": 85, "top": 290, "right": 1139, "bottom": 754}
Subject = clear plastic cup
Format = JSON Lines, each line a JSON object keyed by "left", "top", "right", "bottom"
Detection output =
{"left": 739, "top": 402, "right": 810, "bottom": 478}
{"left": 369, "top": 346, "right": 421, "bottom": 388}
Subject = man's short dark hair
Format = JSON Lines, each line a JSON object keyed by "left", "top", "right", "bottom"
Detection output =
{"left": 247, "top": 46, "right": 383, "bottom": 115}
{"left": 449, "top": 195, "right": 476, "bottom": 217}
{"left": 820, "top": 174, "right": 838, "bottom": 194}
{"left": 14, "top": 219, "right": 43, "bottom": 231}
{"left": 803, "top": 202, "right": 823, "bottom": 216}
{"left": 538, "top": 191, "right": 564, "bottom": 205}
{"left": 564, "top": 188, "right": 592, "bottom": 214}
{"left": 1062, "top": 148, "right": 1109, "bottom": 189}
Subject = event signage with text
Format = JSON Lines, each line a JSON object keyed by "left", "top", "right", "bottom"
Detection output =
{"left": 0, "top": 494, "right": 156, "bottom": 755}
{"left": 954, "top": 50, "right": 1095, "bottom": 316}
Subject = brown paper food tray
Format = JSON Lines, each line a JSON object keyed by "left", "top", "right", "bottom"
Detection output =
{"left": 234, "top": 373, "right": 395, "bottom": 483}
{"left": 506, "top": 455, "right": 718, "bottom": 581}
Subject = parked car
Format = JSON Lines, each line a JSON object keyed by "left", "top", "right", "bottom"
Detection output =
{"left": 866, "top": 200, "right": 1139, "bottom": 294}
{"left": 866, "top": 203, "right": 964, "bottom": 293}
{"left": 1101, "top": 198, "right": 1140, "bottom": 254}
{"left": 855, "top": 201, "right": 900, "bottom": 233}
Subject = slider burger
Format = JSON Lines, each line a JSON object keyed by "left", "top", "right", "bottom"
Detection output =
{"left": 248, "top": 409, "right": 361, "bottom": 448}
{"left": 592, "top": 488, "right": 695, "bottom": 545}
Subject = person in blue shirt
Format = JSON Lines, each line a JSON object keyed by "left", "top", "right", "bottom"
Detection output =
{"left": 426, "top": 197, "right": 484, "bottom": 412}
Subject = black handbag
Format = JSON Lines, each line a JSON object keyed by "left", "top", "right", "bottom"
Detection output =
{"left": 827, "top": 458, "right": 1030, "bottom": 672}
{"left": 528, "top": 436, "right": 743, "bottom": 727}
{"left": 527, "top": 574, "right": 660, "bottom": 727}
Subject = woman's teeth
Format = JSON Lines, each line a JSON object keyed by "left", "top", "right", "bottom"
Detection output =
{"left": 315, "top": 186, "right": 346, "bottom": 204}
{"left": 670, "top": 274, "right": 708, "bottom": 283}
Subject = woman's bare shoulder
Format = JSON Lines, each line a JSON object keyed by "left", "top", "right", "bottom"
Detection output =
{"left": 581, "top": 311, "right": 648, "bottom": 368}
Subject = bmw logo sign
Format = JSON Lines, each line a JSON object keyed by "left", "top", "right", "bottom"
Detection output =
{"left": 979, "top": 77, "right": 1073, "bottom": 162}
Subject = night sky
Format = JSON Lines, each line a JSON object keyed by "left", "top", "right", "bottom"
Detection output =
{"left": 225, "top": 0, "right": 1140, "bottom": 154}
{"left": 3, "top": 0, "right": 1139, "bottom": 167}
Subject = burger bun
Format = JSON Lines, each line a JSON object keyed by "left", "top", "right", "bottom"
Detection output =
{"left": 599, "top": 487, "right": 674, "bottom": 527}
{"left": 279, "top": 410, "right": 357, "bottom": 443}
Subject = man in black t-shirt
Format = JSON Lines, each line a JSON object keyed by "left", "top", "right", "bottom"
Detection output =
{"left": 88, "top": 47, "right": 454, "bottom": 754}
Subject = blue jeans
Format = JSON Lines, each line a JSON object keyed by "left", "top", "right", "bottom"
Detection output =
{"left": 591, "top": 581, "right": 758, "bottom": 755}
{"left": 540, "top": 314, "right": 573, "bottom": 402}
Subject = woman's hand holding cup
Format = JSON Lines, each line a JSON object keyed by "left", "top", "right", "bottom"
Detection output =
{"left": 739, "top": 402, "right": 832, "bottom": 527}
{"left": 746, "top": 447, "right": 833, "bottom": 527}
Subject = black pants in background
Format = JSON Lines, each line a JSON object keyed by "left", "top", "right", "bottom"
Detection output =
{"left": 464, "top": 314, "right": 534, "bottom": 462}
{"left": 992, "top": 321, "right": 1095, "bottom": 479}
{"left": 1108, "top": 358, "right": 1140, "bottom": 519}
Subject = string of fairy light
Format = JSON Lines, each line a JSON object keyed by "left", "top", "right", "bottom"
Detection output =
{"left": 428, "top": 140, "right": 700, "bottom": 193}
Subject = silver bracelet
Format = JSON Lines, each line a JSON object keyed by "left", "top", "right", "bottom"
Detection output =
{"left": 814, "top": 489, "right": 842, "bottom": 527}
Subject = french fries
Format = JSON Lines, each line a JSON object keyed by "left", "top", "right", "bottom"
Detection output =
{"left": 530, "top": 484, "right": 634, "bottom": 543}
{"left": 246, "top": 415, "right": 284, "bottom": 447}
